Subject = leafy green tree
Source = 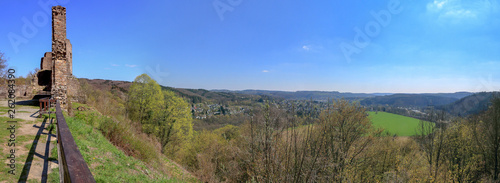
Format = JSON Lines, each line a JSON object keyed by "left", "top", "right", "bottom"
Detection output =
{"left": 316, "top": 99, "right": 374, "bottom": 182}
{"left": 473, "top": 96, "right": 500, "bottom": 181}
{"left": 159, "top": 90, "right": 194, "bottom": 155}
{"left": 127, "top": 74, "right": 193, "bottom": 155}
{"left": 127, "top": 74, "right": 163, "bottom": 125}
{"left": 443, "top": 120, "right": 483, "bottom": 182}
{"left": 213, "top": 124, "right": 239, "bottom": 141}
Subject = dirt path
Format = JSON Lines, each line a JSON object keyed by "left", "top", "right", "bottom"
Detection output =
{"left": 1, "top": 99, "right": 58, "bottom": 183}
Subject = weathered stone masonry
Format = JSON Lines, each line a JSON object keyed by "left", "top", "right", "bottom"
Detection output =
{"left": 51, "top": 5, "right": 71, "bottom": 107}
{"left": 33, "top": 5, "right": 76, "bottom": 109}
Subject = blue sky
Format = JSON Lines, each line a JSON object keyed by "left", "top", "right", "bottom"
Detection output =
{"left": 2, "top": 0, "right": 500, "bottom": 93}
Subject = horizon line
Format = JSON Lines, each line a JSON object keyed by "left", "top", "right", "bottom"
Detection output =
{"left": 77, "top": 77, "right": 500, "bottom": 94}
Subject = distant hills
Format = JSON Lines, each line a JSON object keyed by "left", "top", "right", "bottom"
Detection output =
{"left": 80, "top": 78, "right": 132, "bottom": 92}
{"left": 162, "top": 87, "right": 261, "bottom": 104}
{"left": 215, "top": 90, "right": 378, "bottom": 101}
{"left": 218, "top": 90, "right": 473, "bottom": 101}
{"left": 80, "top": 78, "right": 498, "bottom": 116}
{"left": 80, "top": 78, "right": 264, "bottom": 104}
{"left": 438, "top": 92, "right": 499, "bottom": 117}
{"left": 359, "top": 93, "right": 473, "bottom": 107}
{"left": 162, "top": 88, "right": 496, "bottom": 116}
{"left": 424, "top": 92, "right": 474, "bottom": 99}
{"left": 221, "top": 90, "right": 475, "bottom": 106}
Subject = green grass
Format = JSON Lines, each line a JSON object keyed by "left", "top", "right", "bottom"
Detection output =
{"left": 0, "top": 117, "right": 31, "bottom": 182}
{"left": 0, "top": 118, "right": 21, "bottom": 182}
{"left": 0, "top": 101, "right": 59, "bottom": 182}
{"left": 0, "top": 101, "right": 37, "bottom": 182}
{"left": 46, "top": 115, "right": 185, "bottom": 183}
{"left": 44, "top": 103, "right": 198, "bottom": 182}
{"left": 0, "top": 106, "right": 12, "bottom": 110}
{"left": 368, "top": 111, "right": 434, "bottom": 136}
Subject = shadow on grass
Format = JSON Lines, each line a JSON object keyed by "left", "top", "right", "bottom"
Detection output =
{"left": 15, "top": 99, "right": 39, "bottom": 106}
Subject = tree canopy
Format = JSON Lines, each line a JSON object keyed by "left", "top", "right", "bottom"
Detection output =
{"left": 127, "top": 74, "right": 193, "bottom": 155}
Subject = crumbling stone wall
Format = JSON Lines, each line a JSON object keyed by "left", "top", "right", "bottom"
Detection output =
{"left": 51, "top": 5, "right": 70, "bottom": 108}
{"left": 66, "top": 39, "right": 72, "bottom": 74}
{"left": 31, "top": 5, "right": 78, "bottom": 110}
{"left": 37, "top": 52, "right": 52, "bottom": 90}
{"left": 40, "top": 52, "right": 52, "bottom": 70}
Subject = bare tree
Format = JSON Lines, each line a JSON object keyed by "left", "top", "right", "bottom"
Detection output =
{"left": 246, "top": 102, "right": 328, "bottom": 182}
{"left": 473, "top": 96, "right": 500, "bottom": 181}
{"left": 0, "top": 51, "right": 8, "bottom": 80}
{"left": 416, "top": 109, "right": 446, "bottom": 181}
{"left": 316, "top": 99, "right": 373, "bottom": 182}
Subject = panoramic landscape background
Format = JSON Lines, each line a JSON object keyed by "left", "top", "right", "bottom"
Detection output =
{"left": 1, "top": 0, "right": 500, "bottom": 182}
{"left": 2, "top": 0, "right": 500, "bottom": 92}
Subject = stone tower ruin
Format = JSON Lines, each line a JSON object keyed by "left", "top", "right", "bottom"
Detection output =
{"left": 33, "top": 5, "right": 76, "bottom": 109}
{"left": 51, "top": 5, "right": 72, "bottom": 106}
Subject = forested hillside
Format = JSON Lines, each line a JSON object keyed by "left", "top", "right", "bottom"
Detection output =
{"left": 225, "top": 89, "right": 376, "bottom": 101}
{"left": 438, "top": 92, "right": 499, "bottom": 116}
{"left": 77, "top": 75, "right": 500, "bottom": 182}
{"left": 163, "top": 86, "right": 265, "bottom": 104}
{"left": 360, "top": 94, "right": 459, "bottom": 107}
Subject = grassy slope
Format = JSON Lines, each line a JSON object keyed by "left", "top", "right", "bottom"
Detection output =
{"left": 46, "top": 103, "right": 198, "bottom": 183}
{"left": 0, "top": 117, "right": 28, "bottom": 182}
{"left": 0, "top": 103, "right": 42, "bottom": 183}
{"left": 368, "top": 111, "right": 432, "bottom": 136}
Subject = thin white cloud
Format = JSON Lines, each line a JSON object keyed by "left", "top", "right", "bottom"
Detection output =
{"left": 436, "top": 0, "right": 446, "bottom": 8}
{"left": 427, "top": 0, "right": 447, "bottom": 10}
{"left": 480, "top": 61, "right": 500, "bottom": 67}
{"left": 445, "top": 9, "right": 475, "bottom": 18}
{"left": 426, "top": 0, "right": 496, "bottom": 22}
{"left": 302, "top": 45, "right": 311, "bottom": 51}
{"left": 262, "top": 70, "right": 270, "bottom": 73}
{"left": 111, "top": 64, "right": 119, "bottom": 67}
{"left": 125, "top": 64, "right": 137, "bottom": 68}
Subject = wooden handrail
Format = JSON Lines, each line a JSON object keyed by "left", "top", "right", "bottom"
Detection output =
{"left": 56, "top": 101, "right": 96, "bottom": 183}
{"left": 39, "top": 98, "right": 55, "bottom": 117}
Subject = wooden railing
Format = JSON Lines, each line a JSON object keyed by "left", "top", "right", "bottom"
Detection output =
{"left": 37, "top": 90, "right": 52, "bottom": 95}
{"left": 39, "top": 97, "right": 55, "bottom": 117}
{"left": 55, "top": 101, "right": 96, "bottom": 183}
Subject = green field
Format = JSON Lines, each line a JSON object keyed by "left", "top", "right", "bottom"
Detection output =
{"left": 368, "top": 111, "right": 433, "bottom": 136}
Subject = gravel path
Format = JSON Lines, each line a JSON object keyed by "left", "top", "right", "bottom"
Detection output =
{"left": 0, "top": 99, "right": 58, "bottom": 182}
